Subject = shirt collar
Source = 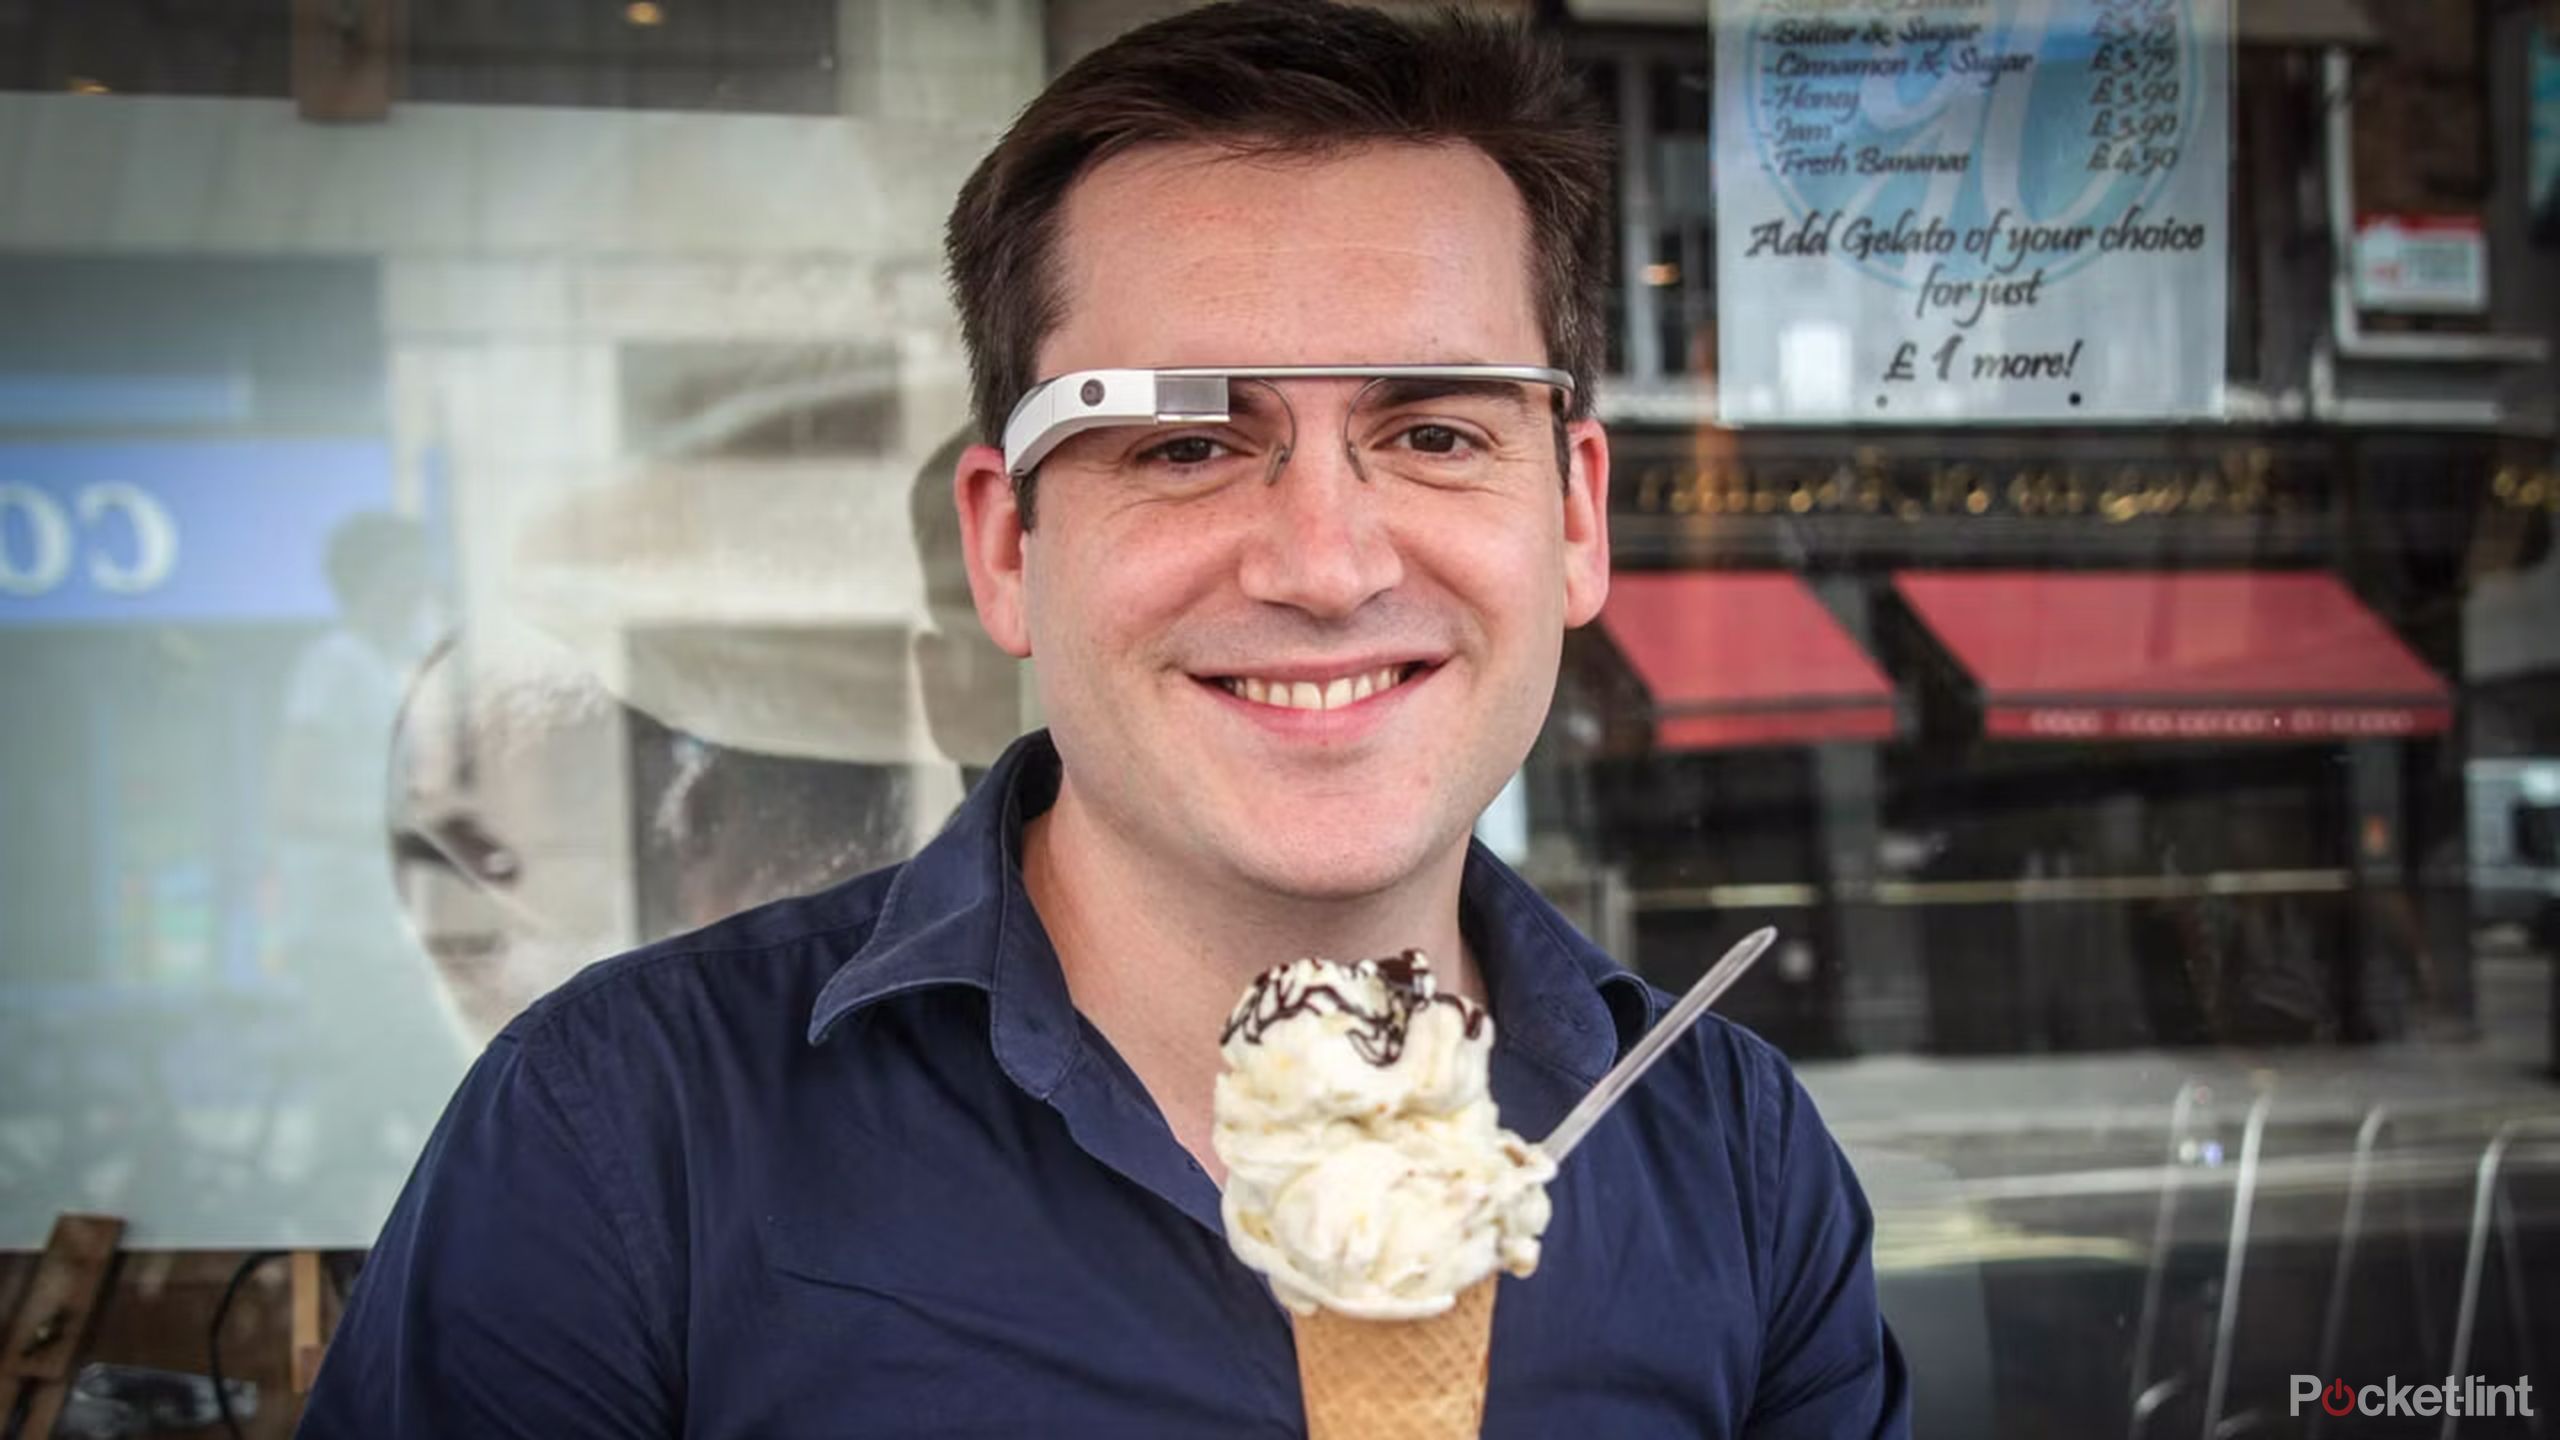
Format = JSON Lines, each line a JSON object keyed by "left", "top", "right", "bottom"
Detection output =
{"left": 807, "top": 730, "right": 1655, "bottom": 1092}
{"left": 805, "top": 731, "right": 1078, "bottom": 1098}
{"left": 1459, "top": 837, "right": 1659, "bottom": 1084}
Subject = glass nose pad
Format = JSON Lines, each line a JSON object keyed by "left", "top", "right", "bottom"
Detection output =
{"left": 1343, "top": 376, "right": 1400, "bottom": 486}
{"left": 1221, "top": 378, "right": 1301, "bottom": 486}
{"left": 1226, "top": 377, "right": 1391, "bottom": 486}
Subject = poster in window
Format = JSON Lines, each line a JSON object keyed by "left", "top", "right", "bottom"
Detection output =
{"left": 1713, "top": 0, "right": 2232, "bottom": 423}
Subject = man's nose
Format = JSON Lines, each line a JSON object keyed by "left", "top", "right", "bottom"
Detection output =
{"left": 1234, "top": 434, "right": 1402, "bottom": 620}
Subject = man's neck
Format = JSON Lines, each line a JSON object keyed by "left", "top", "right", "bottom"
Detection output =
{"left": 1017, "top": 781, "right": 1481, "bottom": 1182}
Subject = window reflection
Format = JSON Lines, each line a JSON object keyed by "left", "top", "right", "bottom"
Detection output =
{"left": 0, "top": 2, "right": 2553, "bottom": 1433}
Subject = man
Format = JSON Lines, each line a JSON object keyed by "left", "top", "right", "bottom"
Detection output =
{"left": 302, "top": 3, "right": 1908, "bottom": 1434}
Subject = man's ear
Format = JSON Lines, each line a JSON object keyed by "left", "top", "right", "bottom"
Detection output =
{"left": 953, "top": 444, "right": 1034, "bottom": 659}
{"left": 1561, "top": 417, "right": 1611, "bottom": 628}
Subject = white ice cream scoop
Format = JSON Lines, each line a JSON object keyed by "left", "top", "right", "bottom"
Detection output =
{"left": 1211, "top": 928, "right": 1777, "bottom": 1320}
{"left": 1213, "top": 952, "right": 1550, "bottom": 1319}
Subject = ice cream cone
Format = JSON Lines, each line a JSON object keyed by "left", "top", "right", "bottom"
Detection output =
{"left": 1289, "top": 1277, "right": 1497, "bottom": 1439}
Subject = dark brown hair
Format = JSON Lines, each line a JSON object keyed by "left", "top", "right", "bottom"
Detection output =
{"left": 944, "top": 0, "right": 1612, "bottom": 523}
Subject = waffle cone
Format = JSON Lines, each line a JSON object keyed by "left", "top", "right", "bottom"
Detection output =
{"left": 1290, "top": 1277, "right": 1497, "bottom": 1439}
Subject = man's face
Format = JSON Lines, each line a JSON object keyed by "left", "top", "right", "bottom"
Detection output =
{"left": 959, "top": 140, "right": 1608, "bottom": 902}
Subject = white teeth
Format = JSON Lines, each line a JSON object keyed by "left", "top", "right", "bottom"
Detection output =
{"left": 1222, "top": 665, "right": 1414, "bottom": 711}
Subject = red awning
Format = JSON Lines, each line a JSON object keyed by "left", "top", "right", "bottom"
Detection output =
{"left": 1600, "top": 573, "right": 1896, "bottom": 749}
{"left": 1894, "top": 571, "right": 2454, "bottom": 741}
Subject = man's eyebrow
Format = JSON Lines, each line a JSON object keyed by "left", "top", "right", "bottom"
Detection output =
{"left": 1359, "top": 377, "right": 1547, "bottom": 409}
{"left": 1222, "top": 383, "right": 1289, "bottom": 419}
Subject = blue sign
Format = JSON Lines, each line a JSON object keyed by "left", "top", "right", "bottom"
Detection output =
{"left": 0, "top": 439, "right": 395, "bottom": 625}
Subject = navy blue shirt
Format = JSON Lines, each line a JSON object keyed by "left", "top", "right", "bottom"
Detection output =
{"left": 303, "top": 733, "right": 1908, "bottom": 1437}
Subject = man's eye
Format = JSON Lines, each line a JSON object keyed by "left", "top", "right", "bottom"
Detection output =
{"left": 1141, "top": 435, "right": 1223, "bottom": 466}
{"left": 1402, "top": 424, "right": 1468, "bottom": 456}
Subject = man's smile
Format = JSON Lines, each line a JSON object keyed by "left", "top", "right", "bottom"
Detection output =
{"left": 1205, "top": 661, "right": 1435, "bottom": 711}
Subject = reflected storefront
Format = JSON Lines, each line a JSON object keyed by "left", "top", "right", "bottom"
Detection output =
{"left": 0, "top": 0, "right": 2555, "bottom": 1433}
{"left": 1556, "top": 2, "right": 2560, "bottom": 1414}
{"left": 1570, "top": 429, "right": 2544, "bottom": 1058}
{"left": 1549, "top": 0, "right": 2560, "bottom": 1421}
{"left": 1565, "top": 436, "right": 2558, "bottom": 1433}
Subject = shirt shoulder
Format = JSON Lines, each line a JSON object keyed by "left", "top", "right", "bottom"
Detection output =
{"left": 1618, "top": 999, "right": 1846, "bottom": 1262}
{"left": 1629, "top": 984, "right": 1805, "bottom": 1138}
{"left": 460, "top": 862, "right": 913, "bottom": 1291}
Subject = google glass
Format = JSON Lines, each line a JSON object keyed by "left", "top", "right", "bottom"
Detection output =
{"left": 1000, "top": 364, "right": 1574, "bottom": 481}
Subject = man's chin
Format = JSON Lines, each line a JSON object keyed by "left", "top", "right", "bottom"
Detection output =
{"left": 1217, "top": 831, "right": 1448, "bottom": 908}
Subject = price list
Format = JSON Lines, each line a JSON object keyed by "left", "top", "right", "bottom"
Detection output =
{"left": 2087, "top": 0, "right": 2183, "bottom": 177}
{"left": 1715, "top": 0, "right": 2230, "bottom": 422}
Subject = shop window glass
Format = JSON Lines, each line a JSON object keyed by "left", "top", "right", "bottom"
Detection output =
{"left": 0, "top": 6, "right": 2553, "bottom": 1433}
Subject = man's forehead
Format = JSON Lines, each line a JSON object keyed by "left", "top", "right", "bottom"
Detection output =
{"left": 1038, "top": 140, "right": 1541, "bottom": 377}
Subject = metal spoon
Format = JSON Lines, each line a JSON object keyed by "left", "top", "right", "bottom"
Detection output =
{"left": 1538, "top": 927, "right": 1779, "bottom": 1164}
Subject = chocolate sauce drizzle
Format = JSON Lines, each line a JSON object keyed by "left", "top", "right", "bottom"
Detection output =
{"left": 1221, "top": 950, "right": 1489, "bottom": 1067}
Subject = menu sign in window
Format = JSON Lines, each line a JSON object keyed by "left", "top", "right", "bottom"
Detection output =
{"left": 1713, "top": 0, "right": 2231, "bottom": 423}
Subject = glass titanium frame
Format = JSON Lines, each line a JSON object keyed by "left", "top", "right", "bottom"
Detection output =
{"left": 999, "top": 364, "right": 1575, "bottom": 480}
